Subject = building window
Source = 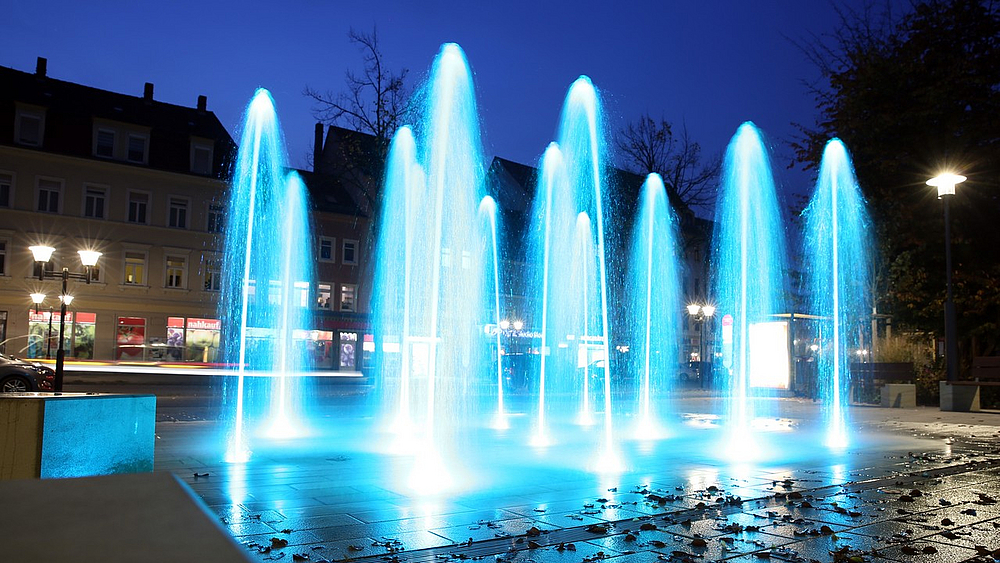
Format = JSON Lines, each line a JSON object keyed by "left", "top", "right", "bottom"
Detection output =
{"left": 204, "top": 259, "right": 221, "bottom": 292}
{"left": 340, "top": 284, "right": 357, "bottom": 312}
{"left": 33, "top": 259, "right": 55, "bottom": 279}
{"left": 96, "top": 129, "right": 115, "bottom": 158}
{"left": 316, "top": 283, "right": 332, "bottom": 309}
{"left": 128, "top": 191, "right": 149, "bottom": 224}
{"left": 0, "top": 240, "right": 6, "bottom": 276}
{"left": 342, "top": 239, "right": 358, "bottom": 265}
{"left": 206, "top": 204, "right": 224, "bottom": 233}
{"left": 16, "top": 110, "right": 43, "bottom": 146}
{"left": 84, "top": 185, "right": 106, "bottom": 219}
{"left": 88, "top": 263, "right": 102, "bottom": 283}
{"left": 165, "top": 256, "right": 186, "bottom": 288}
{"left": 124, "top": 251, "right": 146, "bottom": 285}
{"left": 168, "top": 197, "right": 188, "bottom": 229}
{"left": 36, "top": 178, "right": 61, "bottom": 213}
{"left": 319, "top": 237, "right": 335, "bottom": 262}
{"left": 0, "top": 172, "right": 12, "bottom": 207}
{"left": 294, "top": 281, "right": 310, "bottom": 308}
{"left": 191, "top": 143, "right": 213, "bottom": 175}
{"left": 127, "top": 134, "right": 147, "bottom": 163}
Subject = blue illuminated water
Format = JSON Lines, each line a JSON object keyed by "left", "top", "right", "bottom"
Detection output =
{"left": 626, "top": 173, "right": 682, "bottom": 440}
{"left": 220, "top": 89, "right": 315, "bottom": 463}
{"left": 803, "top": 139, "right": 872, "bottom": 448}
{"left": 711, "top": 122, "right": 788, "bottom": 458}
{"left": 372, "top": 44, "right": 493, "bottom": 492}
{"left": 529, "top": 77, "right": 619, "bottom": 470}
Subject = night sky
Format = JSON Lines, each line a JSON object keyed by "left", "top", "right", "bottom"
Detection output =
{"left": 5, "top": 0, "right": 877, "bottom": 214}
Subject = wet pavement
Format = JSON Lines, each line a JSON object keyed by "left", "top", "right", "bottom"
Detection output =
{"left": 153, "top": 398, "right": 1000, "bottom": 563}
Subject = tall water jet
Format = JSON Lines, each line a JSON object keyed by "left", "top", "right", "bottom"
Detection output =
{"left": 266, "top": 171, "right": 316, "bottom": 438}
{"left": 711, "top": 122, "right": 788, "bottom": 457}
{"left": 479, "top": 195, "right": 507, "bottom": 430}
{"left": 803, "top": 139, "right": 872, "bottom": 449}
{"left": 220, "top": 89, "right": 315, "bottom": 463}
{"left": 372, "top": 43, "right": 491, "bottom": 492}
{"left": 627, "top": 174, "right": 682, "bottom": 439}
{"left": 531, "top": 76, "right": 618, "bottom": 471}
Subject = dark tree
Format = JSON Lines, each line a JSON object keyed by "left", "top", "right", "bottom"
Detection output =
{"left": 794, "top": 0, "right": 1000, "bottom": 356}
{"left": 304, "top": 27, "right": 411, "bottom": 210}
{"left": 616, "top": 115, "right": 720, "bottom": 213}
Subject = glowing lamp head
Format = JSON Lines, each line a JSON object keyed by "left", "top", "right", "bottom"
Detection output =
{"left": 499, "top": 319, "right": 510, "bottom": 330}
{"left": 78, "top": 250, "right": 102, "bottom": 267}
{"left": 512, "top": 320, "right": 523, "bottom": 331}
{"left": 927, "top": 173, "right": 966, "bottom": 198}
{"left": 702, "top": 305, "right": 716, "bottom": 317}
{"left": 59, "top": 294, "right": 74, "bottom": 306}
{"left": 29, "top": 245, "right": 55, "bottom": 263}
{"left": 686, "top": 304, "right": 701, "bottom": 316}
{"left": 30, "top": 293, "right": 46, "bottom": 305}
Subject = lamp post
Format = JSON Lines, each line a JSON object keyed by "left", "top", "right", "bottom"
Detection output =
{"left": 926, "top": 173, "right": 965, "bottom": 382}
{"left": 686, "top": 303, "right": 716, "bottom": 386}
{"left": 28, "top": 246, "right": 101, "bottom": 392}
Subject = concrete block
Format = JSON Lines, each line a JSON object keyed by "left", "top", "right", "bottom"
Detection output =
{"left": 940, "top": 381, "right": 981, "bottom": 412}
{"left": 0, "top": 472, "right": 252, "bottom": 562}
{"left": 0, "top": 392, "right": 155, "bottom": 479}
{"left": 881, "top": 383, "right": 917, "bottom": 408}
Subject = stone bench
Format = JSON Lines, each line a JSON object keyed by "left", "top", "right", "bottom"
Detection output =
{"left": 940, "top": 357, "right": 1000, "bottom": 412}
{"left": 0, "top": 393, "right": 155, "bottom": 479}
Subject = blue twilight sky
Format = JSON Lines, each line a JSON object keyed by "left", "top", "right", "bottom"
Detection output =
{"left": 3, "top": 0, "right": 877, "bottom": 212}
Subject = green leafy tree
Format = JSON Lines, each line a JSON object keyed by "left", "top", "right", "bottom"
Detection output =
{"left": 794, "top": 0, "right": 1000, "bottom": 358}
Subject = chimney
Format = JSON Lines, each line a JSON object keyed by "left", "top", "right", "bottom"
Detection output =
{"left": 143, "top": 82, "right": 154, "bottom": 102}
{"left": 197, "top": 95, "right": 207, "bottom": 112}
{"left": 314, "top": 123, "right": 325, "bottom": 173}
{"left": 35, "top": 57, "right": 47, "bottom": 77}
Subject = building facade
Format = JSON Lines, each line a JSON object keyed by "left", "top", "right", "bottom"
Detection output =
{"left": 0, "top": 58, "right": 372, "bottom": 370}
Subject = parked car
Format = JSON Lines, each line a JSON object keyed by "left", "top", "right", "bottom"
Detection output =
{"left": 0, "top": 353, "right": 56, "bottom": 392}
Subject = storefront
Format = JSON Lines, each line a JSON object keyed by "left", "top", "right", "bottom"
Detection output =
{"left": 27, "top": 311, "right": 97, "bottom": 360}
{"left": 115, "top": 316, "right": 147, "bottom": 360}
{"left": 314, "top": 313, "right": 370, "bottom": 372}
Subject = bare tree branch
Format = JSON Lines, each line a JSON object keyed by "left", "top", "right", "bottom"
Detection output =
{"left": 616, "top": 115, "right": 719, "bottom": 213}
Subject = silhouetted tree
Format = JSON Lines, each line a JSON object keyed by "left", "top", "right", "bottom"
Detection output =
{"left": 793, "top": 0, "right": 1000, "bottom": 357}
{"left": 304, "top": 27, "right": 411, "bottom": 210}
{"left": 616, "top": 115, "right": 720, "bottom": 214}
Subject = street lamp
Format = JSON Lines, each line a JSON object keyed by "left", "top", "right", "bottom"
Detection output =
{"left": 30, "top": 292, "right": 45, "bottom": 314}
{"left": 686, "top": 303, "right": 716, "bottom": 386}
{"left": 29, "top": 246, "right": 101, "bottom": 392}
{"left": 927, "top": 172, "right": 966, "bottom": 382}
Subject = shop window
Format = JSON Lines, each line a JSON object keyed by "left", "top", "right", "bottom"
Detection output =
{"left": 116, "top": 317, "right": 146, "bottom": 360}
{"left": 342, "top": 239, "right": 358, "bottom": 265}
{"left": 168, "top": 197, "right": 188, "bottom": 229}
{"left": 340, "top": 283, "right": 357, "bottom": 312}
{"left": 319, "top": 237, "right": 335, "bottom": 262}
{"left": 339, "top": 331, "right": 358, "bottom": 369}
{"left": 165, "top": 256, "right": 186, "bottom": 288}
{"left": 206, "top": 204, "right": 224, "bottom": 233}
{"left": 124, "top": 251, "right": 146, "bottom": 285}
{"left": 127, "top": 191, "right": 149, "bottom": 224}
{"left": 26, "top": 311, "right": 93, "bottom": 359}
{"left": 36, "top": 178, "right": 61, "bottom": 213}
{"left": 127, "top": 134, "right": 147, "bottom": 163}
{"left": 316, "top": 283, "right": 332, "bottom": 309}
{"left": 0, "top": 172, "right": 12, "bottom": 207}
{"left": 0, "top": 240, "right": 6, "bottom": 276}
{"left": 84, "top": 185, "right": 106, "bottom": 219}
{"left": 96, "top": 129, "right": 115, "bottom": 158}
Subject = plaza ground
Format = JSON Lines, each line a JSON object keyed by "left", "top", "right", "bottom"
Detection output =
{"left": 131, "top": 379, "right": 1000, "bottom": 563}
